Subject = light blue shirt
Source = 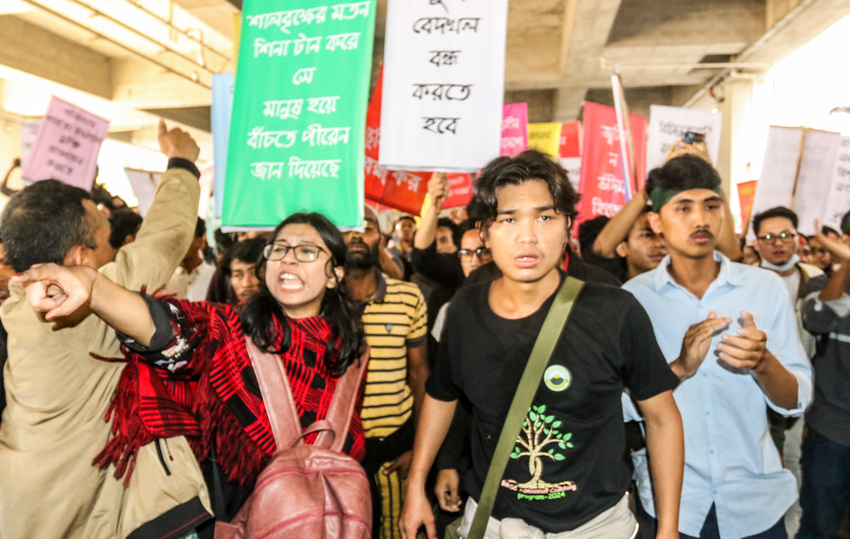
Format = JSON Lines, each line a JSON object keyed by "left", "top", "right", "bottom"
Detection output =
{"left": 623, "top": 252, "right": 812, "bottom": 538}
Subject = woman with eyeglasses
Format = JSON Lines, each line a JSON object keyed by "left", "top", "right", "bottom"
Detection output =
{"left": 12, "top": 212, "right": 367, "bottom": 532}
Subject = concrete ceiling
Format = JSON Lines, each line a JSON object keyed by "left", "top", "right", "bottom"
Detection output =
{"left": 0, "top": 0, "right": 848, "bottom": 156}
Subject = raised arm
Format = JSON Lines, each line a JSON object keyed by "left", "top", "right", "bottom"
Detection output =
{"left": 592, "top": 187, "right": 649, "bottom": 258}
{"left": 105, "top": 121, "right": 202, "bottom": 290}
{"left": 14, "top": 264, "right": 156, "bottom": 345}
{"left": 414, "top": 172, "right": 448, "bottom": 250}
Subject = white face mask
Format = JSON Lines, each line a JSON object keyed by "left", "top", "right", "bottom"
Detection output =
{"left": 761, "top": 254, "right": 800, "bottom": 273}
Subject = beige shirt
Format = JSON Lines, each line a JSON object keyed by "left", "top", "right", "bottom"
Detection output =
{"left": 0, "top": 167, "right": 209, "bottom": 539}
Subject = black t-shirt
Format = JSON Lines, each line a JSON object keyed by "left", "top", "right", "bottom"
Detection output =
{"left": 581, "top": 249, "right": 628, "bottom": 283}
{"left": 426, "top": 276, "right": 677, "bottom": 532}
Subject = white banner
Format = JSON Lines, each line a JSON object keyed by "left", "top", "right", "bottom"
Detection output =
{"left": 558, "top": 157, "right": 581, "bottom": 192}
{"left": 124, "top": 168, "right": 161, "bottom": 217}
{"left": 379, "top": 0, "right": 507, "bottom": 172}
{"left": 19, "top": 123, "right": 39, "bottom": 167}
{"left": 748, "top": 126, "right": 805, "bottom": 238}
{"left": 749, "top": 126, "right": 844, "bottom": 237}
{"left": 646, "top": 105, "right": 722, "bottom": 173}
{"left": 818, "top": 137, "right": 850, "bottom": 234}
{"left": 793, "top": 130, "right": 841, "bottom": 235}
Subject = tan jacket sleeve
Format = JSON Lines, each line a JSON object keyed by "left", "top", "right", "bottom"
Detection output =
{"left": 102, "top": 167, "right": 201, "bottom": 291}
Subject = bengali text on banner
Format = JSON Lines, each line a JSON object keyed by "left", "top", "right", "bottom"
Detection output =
{"left": 365, "top": 67, "right": 472, "bottom": 214}
{"left": 574, "top": 101, "right": 646, "bottom": 231}
{"left": 22, "top": 96, "right": 109, "bottom": 191}
{"left": 501, "top": 103, "right": 528, "bottom": 157}
{"left": 379, "top": 0, "right": 508, "bottom": 172}
{"left": 222, "top": 0, "right": 376, "bottom": 228}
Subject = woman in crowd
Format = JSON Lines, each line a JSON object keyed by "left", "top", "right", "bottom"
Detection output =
{"left": 14, "top": 212, "right": 367, "bottom": 529}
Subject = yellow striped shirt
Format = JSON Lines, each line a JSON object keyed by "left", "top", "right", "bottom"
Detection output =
{"left": 361, "top": 274, "right": 427, "bottom": 439}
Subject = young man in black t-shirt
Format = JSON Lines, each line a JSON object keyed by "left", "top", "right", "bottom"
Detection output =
{"left": 400, "top": 150, "right": 684, "bottom": 539}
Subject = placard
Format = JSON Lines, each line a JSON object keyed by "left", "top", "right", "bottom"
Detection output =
{"left": 211, "top": 73, "right": 235, "bottom": 219}
{"left": 19, "top": 123, "right": 39, "bottom": 167}
{"left": 379, "top": 0, "right": 508, "bottom": 172}
{"left": 646, "top": 105, "right": 722, "bottom": 172}
{"left": 748, "top": 127, "right": 843, "bottom": 237}
{"left": 501, "top": 103, "right": 528, "bottom": 157}
{"left": 124, "top": 168, "right": 162, "bottom": 217}
{"left": 574, "top": 101, "right": 646, "bottom": 230}
{"left": 222, "top": 0, "right": 376, "bottom": 228}
{"left": 528, "top": 123, "right": 561, "bottom": 160}
{"left": 820, "top": 137, "right": 850, "bottom": 233}
{"left": 21, "top": 97, "right": 109, "bottom": 190}
{"left": 365, "top": 67, "right": 472, "bottom": 214}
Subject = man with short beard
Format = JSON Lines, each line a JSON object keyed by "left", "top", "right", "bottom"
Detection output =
{"left": 625, "top": 155, "right": 812, "bottom": 539}
{"left": 344, "top": 206, "right": 429, "bottom": 539}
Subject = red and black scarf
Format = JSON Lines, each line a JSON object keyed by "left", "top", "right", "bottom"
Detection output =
{"left": 94, "top": 298, "right": 364, "bottom": 488}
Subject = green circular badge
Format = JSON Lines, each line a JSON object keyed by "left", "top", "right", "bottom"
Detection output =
{"left": 544, "top": 365, "right": 572, "bottom": 392}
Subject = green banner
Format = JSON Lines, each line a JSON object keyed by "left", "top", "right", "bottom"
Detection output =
{"left": 222, "top": 0, "right": 376, "bottom": 228}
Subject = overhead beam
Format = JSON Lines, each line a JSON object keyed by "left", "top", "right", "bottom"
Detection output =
{"left": 553, "top": 0, "right": 625, "bottom": 121}
{"left": 111, "top": 58, "right": 212, "bottom": 109}
{"left": 0, "top": 16, "right": 112, "bottom": 100}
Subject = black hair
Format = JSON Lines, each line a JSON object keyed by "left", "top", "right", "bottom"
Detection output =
{"left": 577, "top": 215, "right": 609, "bottom": 255}
{"left": 822, "top": 225, "right": 840, "bottom": 237}
{"left": 396, "top": 215, "right": 415, "bottom": 225}
{"left": 89, "top": 183, "right": 116, "bottom": 212}
{"left": 221, "top": 237, "right": 266, "bottom": 277}
{"left": 454, "top": 219, "right": 477, "bottom": 247}
{"left": 214, "top": 227, "right": 235, "bottom": 254}
{"left": 108, "top": 209, "right": 143, "bottom": 249}
{"left": 1, "top": 180, "right": 96, "bottom": 272}
{"left": 240, "top": 213, "right": 365, "bottom": 376}
{"left": 194, "top": 217, "right": 206, "bottom": 239}
{"left": 467, "top": 149, "right": 579, "bottom": 231}
{"left": 436, "top": 217, "right": 459, "bottom": 248}
{"left": 752, "top": 206, "right": 798, "bottom": 236}
{"left": 645, "top": 154, "right": 722, "bottom": 195}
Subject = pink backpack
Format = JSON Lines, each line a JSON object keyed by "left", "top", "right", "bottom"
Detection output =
{"left": 215, "top": 339, "right": 371, "bottom": 539}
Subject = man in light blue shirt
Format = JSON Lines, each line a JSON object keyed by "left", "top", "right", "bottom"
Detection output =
{"left": 624, "top": 155, "right": 812, "bottom": 539}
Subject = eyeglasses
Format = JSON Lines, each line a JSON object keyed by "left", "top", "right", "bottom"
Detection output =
{"left": 458, "top": 247, "right": 492, "bottom": 262}
{"left": 756, "top": 232, "right": 796, "bottom": 243}
{"left": 810, "top": 247, "right": 828, "bottom": 255}
{"left": 263, "top": 243, "right": 326, "bottom": 262}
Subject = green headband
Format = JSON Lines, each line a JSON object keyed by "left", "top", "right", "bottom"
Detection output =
{"left": 841, "top": 212, "right": 850, "bottom": 235}
{"left": 649, "top": 186, "right": 723, "bottom": 212}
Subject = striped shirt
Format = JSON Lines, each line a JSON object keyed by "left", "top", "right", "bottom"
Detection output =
{"left": 361, "top": 270, "right": 427, "bottom": 439}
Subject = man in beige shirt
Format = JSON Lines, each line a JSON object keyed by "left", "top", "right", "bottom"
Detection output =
{"left": 0, "top": 122, "right": 211, "bottom": 538}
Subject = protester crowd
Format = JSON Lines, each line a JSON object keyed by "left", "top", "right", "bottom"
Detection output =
{"left": 0, "top": 121, "right": 848, "bottom": 539}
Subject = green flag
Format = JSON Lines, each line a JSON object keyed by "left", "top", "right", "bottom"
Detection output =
{"left": 223, "top": 1, "right": 376, "bottom": 228}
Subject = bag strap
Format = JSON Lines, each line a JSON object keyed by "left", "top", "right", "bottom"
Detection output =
{"left": 246, "top": 338, "right": 370, "bottom": 453}
{"left": 245, "top": 337, "right": 303, "bottom": 449}
{"left": 314, "top": 346, "right": 370, "bottom": 452}
{"left": 467, "top": 276, "right": 585, "bottom": 539}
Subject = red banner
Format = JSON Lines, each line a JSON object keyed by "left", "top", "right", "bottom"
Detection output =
{"left": 574, "top": 102, "right": 646, "bottom": 231}
{"left": 559, "top": 121, "right": 582, "bottom": 158}
{"left": 364, "top": 69, "right": 472, "bottom": 214}
{"left": 737, "top": 180, "right": 758, "bottom": 230}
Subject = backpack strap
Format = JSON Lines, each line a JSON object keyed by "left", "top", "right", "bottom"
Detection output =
{"left": 246, "top": 338, "right": 370, "bottom": 453}
{"left": 245, "top": 337, "right": 303, "bottom": 450}
{"left": 315, "top": 346, "right": 370, "bottom": 452}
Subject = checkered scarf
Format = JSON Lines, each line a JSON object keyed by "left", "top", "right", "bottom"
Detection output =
{"left": 94, "top": 298, "right": 365, "bottom": 488}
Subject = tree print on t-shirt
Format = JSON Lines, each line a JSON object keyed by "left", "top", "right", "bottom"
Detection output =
{"left": 501, "top": 404, "right": 577, "bottom": 498}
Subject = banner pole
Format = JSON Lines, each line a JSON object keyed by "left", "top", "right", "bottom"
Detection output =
{"left": 789, "top": 128, "right": 808, "bottom": 211}
{"left": 611, "top": 67, "right": 637, "bottom": 201}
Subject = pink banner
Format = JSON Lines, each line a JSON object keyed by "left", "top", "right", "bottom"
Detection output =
{"left": 22, "top": 96, "right": 109, "bottom": 191}
{"left": 500, "top": 103, "right": 529, "bottom": 157}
